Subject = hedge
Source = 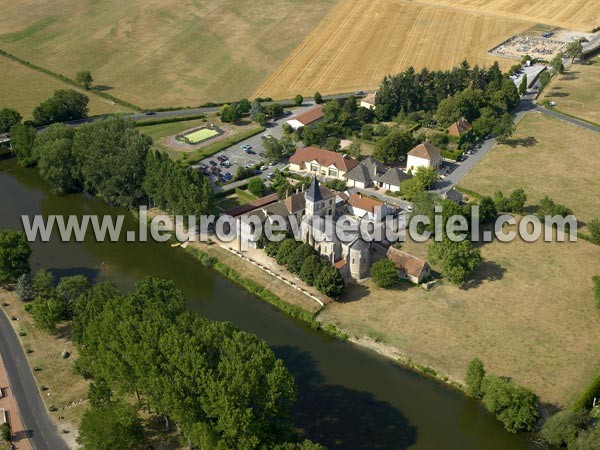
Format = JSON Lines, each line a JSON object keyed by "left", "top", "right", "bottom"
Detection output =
{"left": 0, "top": 48, "right": 142, "bottom": 112}
{"left": 441, "top": 149, "right": 463, "bottom": 161}
{"left": 188, "top": 126, "right": 265, "bottom": 162}
{"left": 455, "top": 186, "right": 483, "bottom": 200}
{"left": 572, "top": 374, "right": 600, "bottom": 411}
{"left": 134, "top": 114, "right": 206, "bottom": 127}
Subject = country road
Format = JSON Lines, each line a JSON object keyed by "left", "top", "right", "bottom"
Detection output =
{"left": 0, "top": 310, "right": 69, "bottom": 450}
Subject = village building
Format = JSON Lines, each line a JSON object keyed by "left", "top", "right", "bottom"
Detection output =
{"left": 343, "top": 156, "right": 410, "bottom": 192}
{"left": 386, "top": 247, "right": 432, "bottom": 284}
{"left": 347, "top": 193, "right": 389, "bottom": 221}
{"left": 360, "top": 92, "right": 377, "bottom": 110}
{"left": 286, "top": 104, "right": 324, "bottom": 130}
{"left": 406, "top": 141, "right": 442, "bottom": 172}
{"left": 289, "top": 146, "right": 359, "bottom": 180}
{"left": 447, "top": 117, "right": 473, "bottom": 138}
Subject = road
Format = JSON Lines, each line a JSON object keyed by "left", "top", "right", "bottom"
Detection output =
{"left": 0, "top": 311, "right": 69, "bottom": 450}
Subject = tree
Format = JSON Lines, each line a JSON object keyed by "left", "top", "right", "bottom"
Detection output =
{"left": 273, "top": 440, "right": 327, "bottom": 450}
{"left": 56, "top": 275, "right": 90, "bottom": 309}
{"left": 565, "top": 41, "right": 584, "bottom": 63}
{"left": 541, "top": 409, "right": 589, "bottom": 448}
{"left": 325, "top": 136, "right": 340, "bottom": 152}
{"left": 276, "top": 239, "right": 300, "bottom": 266}
{"left": 346, "top": 142, "right": 361, "bottom": 159}
{"left": 537, "top": 196, "right": 573, "bottom": 221}
{"left": 254, "top": 111, "right": 267, "bottom": 127}
{"left": 314, "top": 265, "right": 345, "bottom": 299}
{"left": 494, "top": 189, "right": 526, "bottom": 214}
{"left": 373, "top": 130, "right": 415, "bottom": 163}
{"left": 279, "top": 135, "right": 297, "bottom": 155}
{"left": 76, "top": 70, "right": 93, "bottom": 90}
{"left": 481, "top": 375, "right": 539, "bottom": 433}
{"left": 220, "top": 104, "right": 241, "bottom": 123}
{"left": 38, "top": 137, "right": 79, "bottom": 193}
{"left": 413, "top": 166, "right": 438, "bottom": 190}
{"left": 16, "top": 273, "right": 34, "bottom": 301}
{"left": 299, "top": 255, "right": 325, "bottom": 286}
{"left": 31, "top": 297, "right": 66, "bottom": 332}
{"left": 294, "top": 94, "right": 304, "bottom": 106}
{"left": 571, "top": 423, "right": 600, "bottom": 450}
{"left": 519, "top": 74, "right": 528, "bottom": 96}
{"left": 314, "top": 92, "right": 323, "bottom": 104}
{"left": 248, "top": 177, "right": 266, "bottom": 197}
{"left": 465, "top": 358, "right": 485, "bottom": 398}
{"left": 428, "top": 238, "right": 481, "bottom": 286}
{"left": 0, "top": 230, "right": 31, "bottom": 284}
{"left": 550, "top": 53, "right": 565, "bottom": 74}
{"left": 287, "top": 244, "right": 318, "bottom": 274}
{"left": 0, "top": 108, "right": 22, "bottom": 133}
{"left": 478, "top": 196, "right": 497, "bottom": 223}
{"left": 538, "top": 70, "right": 551, "bottom": 91}
{"left": 77, "top": 401, "right": 143, "bottom": 450}
{"left": 370, "top": 259, "right": 399, "bottom": 288}
{"left": 0, "top": 422, "right": 10, "bottom": 442}
{"left": 33, "top": 89, "right": 89, "bottom": 126}
{"left": 32, "top": 269, "right": 55, "bottom": 299}
{"left": 263, "top": 136, "right": 283, "bottom": 161}
{"left": 492, "top": 112, "right": 514, "bottom": 142}
{"left": 10, "top": 123, "right": 37, "bottom": 167}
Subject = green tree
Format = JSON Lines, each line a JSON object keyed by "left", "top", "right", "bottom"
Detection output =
{"left": 492, "top": 112, "right": 515, "bottom": 142}
{"left": 537, "top": 196, "right": 573, "bottom": 221}
{"left": 538, "top": 70, "right": 551, "bottom": 91}
{"left": 565, "top": 41, "right": 584, "bottom": 63}
{"left": 276, "top": 239, "right": 300, "bottom": 266}
{"left": 551, "top": 53, "right": 565, "bottom": 74}
{"left": 77, "top": 401, "right": 143, "bottom": 450}
{"left": 248, "top": 177, "right": 266, "bottom": 197}
{"left": 10, "top": 123, "right": 37, "bottom": 167}
{"left": 314, "top": 92, "right": 323, "bottom": 104}
{"left": 373, "top": 130, "right": 415, "bottom": 163}
{"left": 31, "top": 269, "right": 55, "bottom": 299}
{"left": 287, "top": 244, "right": 318, "bottom": 274}
{"left": 519, "top": 74, "right": 528, "bottom": 96}
{"left": 414, "top": 166, "right": 438, "bottom": 190}
{"left": 254, "top": 111, "right": 267, "bottom": 127}
{"left": 481, "top": 375, "right": 539, "bottom": 433}
{"left": 299, "top": 255, "right": 325, "bottom": 286}
{"left": 264, "top": 136, "right": 284, "bottom": 161}
{"left": 279, "top": 135, "right": 297, "bottom": 155}
{"left": 294, "top": 94, "right": 304, "bottom": 106}
{"left": 56, "top": 275, "right": 90, "bottom": 309}
{"left": 76, "top": 70, "right": 93, "bottom": 90}
{"left": 33, "top": 89, "right": 89, "bottom": 126}
{"left": 541, "top": 409, "right": 589, "bottom": 448}
{"left": 571, "top": 423, "right": 600, "bottom": 450}
{"left": 371, "top": 259, "right": 399, "bottom": 288}
{"left": 0, "top": 230, "right": 31, "bottom": 284}
{"left": 220, "top": 104, "right": 241, "bottom": 123}
{"left": 0, "top": 422, "right": 10, "bottom": 442}
{"left": 465, "top": 357, "right": 486, "bottom": 398}
{"left": 0, "top": 108, "right": 22, "bottom": 133}
{"left": 38, "top": 137, "right": 79, "bottom": 193}
{"left": 31, "top": 297, "right": 66, "bottom": 332}
{"left": 16, "top": 273, "right": 34, "bottom": 301}
{"left": 273, "top": 440, "right": 327, "bottom": 450}
{"left": 346, "top": 142, "right": 361, "bottom": 159}
{"left": 478, "top": 196, "right": 497, "bottom": 223}
{"left": 315, "top": 265, "right": 345, "bottom": 299}
{"left": 325, "top": 136, "right": 340, "bottom": 152}
{"left": 428, "top": 238, "right": 482, "bottom": 285}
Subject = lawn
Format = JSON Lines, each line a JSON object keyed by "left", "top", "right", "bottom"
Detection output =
{"left": 0, "top": 54, "right": 132, "bottom": 119}
{"left": 460, "top": 112, "right": 600, "bottom": 228}
{"left": 0, "top": 0, "right": 336, "bottom": 108}
{"left": 255, "top": 0, "right": 530, "bottom": 100}
{"left": 541, "top": 57, "right": 600, "bottom": 126}
{"left": 319, "top": 232, "right": 600, "bottom": 407}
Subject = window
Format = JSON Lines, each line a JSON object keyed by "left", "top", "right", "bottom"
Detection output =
{"left": 310, "top": 164, "right": 319, "bottom": 172}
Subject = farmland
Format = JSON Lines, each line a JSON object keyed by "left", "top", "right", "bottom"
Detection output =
{"left": 541, "top": 57, "right": 600, "bottom": 125}
{"left": 0, "top": 0, "right": 336, "bottom": 108}
{"left": 0, "top": 54, "right": 132, "bottom": 119}
{"left": 460, "top": 112, "right": 600, "bottom": 227}
{"left": 254, "top": 0, "right": 532, "bottom": 100}
{"left": 320, "top": 233, "right": 600, "bottom": 406}
{"left": 415, "top": 0, "right": 600, "bottom": 31}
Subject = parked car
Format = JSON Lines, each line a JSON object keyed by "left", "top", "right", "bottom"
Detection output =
{"left": 223, "top": 172, "right": 233, "bottom": 181}
{"left": 260, "top": 165, "right": 268, "bottom": 171}
{"left": 269, "top": 161, "right": 277, "bottom": 166}
{"left": 209, "top": 160, "right": 217, "bottom": 166}
{"left": 145, "top": 111, "right": 156, "bottom": 116}
{"left": 259, "top": 152, "right": 266, "bottom": 158}
{"left": 199, "top": 163, "right": 208, "bottom": 169}
{"left": 241, "top": 144, "right": 250, "bottom": 150}
{"left": 267, "top": 173, "right": 275, "bottom": 179}
{"left": 216, "top": 155, "right": 225, "bottom": 162}
{"left": 406, "top": 205, "right": 413, "bottom": 212}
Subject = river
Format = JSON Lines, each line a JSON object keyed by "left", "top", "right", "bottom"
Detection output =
{"left": 0, "top": 157, "right": 536, "bottom": 450}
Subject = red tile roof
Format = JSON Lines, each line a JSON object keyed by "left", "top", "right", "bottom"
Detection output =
{"left": 386, "top": 247, "right": 429, "bottom": 279}
{"left": 289, "top": 147, "right": 359, "bottom": 172}
{"left": 348, "top": 193, "right": 384, "bottom": 214}
{"left": 291, "top": 104, "right": 324, "bottom": 126}
{"left": 448, "top": 117, "right": 472, "bottom": 137}
{"left": 225, "top": 193, "right": 279, "bottom": 217}
{"left": 408, "top": 141, "right": 441, "bottom": 160}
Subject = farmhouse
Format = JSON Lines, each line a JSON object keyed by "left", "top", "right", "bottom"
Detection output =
{"left": 407, "top": 141, "right": 442, "bottom": 172}
{"left": 289, "top": 147, "right": 359, "bottom": 180}
{"left": 360, "top": 92, "right": 377, "bottom": 110}
{"left": 447, "top": 117, "right": 472, "bottom": 138}
{"left": 286, "top": 104, "right": 324, "bottom": 130}
{"left": 347, "top": 193, "right": 389, "bottom": 221}
{"left": 344, "top": 156, "right": 410, "bottom": 192}
{"left": 386, "top": 247, "right": 431, "bottom": 284}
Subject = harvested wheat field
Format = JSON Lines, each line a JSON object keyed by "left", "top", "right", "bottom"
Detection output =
{"left": 0, "top": 0, "right": 335, "bottom": 108}
{"left": 415, "top": 0, "right": 600, "bottom": 31}
{"left": 255, "top": 0, "right": 532, "bottom": 100}
{"left": 321, "top": 233, "right": 600, "bottom": 406}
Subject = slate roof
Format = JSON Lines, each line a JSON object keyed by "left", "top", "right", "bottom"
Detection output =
{"left": 306, "top": 177, "right": 322, "bottom": 203}
{"left": 377, "top": 167, "right": 411, "bottom": 186}
{"left": 344, "top": 156, "right": 409, "bottom": 188}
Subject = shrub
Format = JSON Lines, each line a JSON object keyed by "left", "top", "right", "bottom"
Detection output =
{"left": 370, "top": 260, "right": 399, "bottom": 288}
{"left": 294, "top": 94, "right": 304, "bottom": 106}
{"left": 572, "top": 373, "right": 600, "bottom": 411}
{"left": 494, "top": 189, "right": 527, "bottom": 214}
{"left": 541, "top": 409, "right": 589, "bottom": 447}
{"left": 16, "top": 273, "right": 34, "bottom": 301}
{"left": 465, "top": 357, "right": 486, "bottom": 398}
{"left": 299, "top": 255, "right": 326, "bottom": 286}
{"left": 588, "top": 219, "right": 600, "bottom": 245}
{"left": 594, "top": 276, "right": 600, "bottom": 310}
{"left": 248, "top": 177, "right": 266, "bottom": 197}
{"left": 314, "top": 265, "right": 345, "bottom": 300}
{"left": 201, "top": 255, "right": 217, "bottom": 267}
{"left": 0, "top": 422, "right": 10, "bottom": 442}
{"left": 537, "top": 196, "right": 573, "bottom": 220}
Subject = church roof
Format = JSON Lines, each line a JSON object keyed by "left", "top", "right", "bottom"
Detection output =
{"left": 306, "top": 177, "right": 323, "bottom": 203}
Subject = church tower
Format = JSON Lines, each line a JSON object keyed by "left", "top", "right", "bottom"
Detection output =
{"left": 305, "top": 176, "right": 323, "bottom": 218}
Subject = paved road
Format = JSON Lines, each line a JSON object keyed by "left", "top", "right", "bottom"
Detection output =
{"left": 533, "top": 104, "right": 600, "bottom": 133}
{"left": 0, "top": 311, "right": 69, "bottom": 450}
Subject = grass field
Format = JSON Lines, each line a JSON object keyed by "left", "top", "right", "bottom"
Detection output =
{"left": 541, "top": 57, "right": 600, "bottom": 126}
{"left": 254, "top": 0, "right": 531, "bottom": 100}
{"left": 460, "top": 112, "right": 600, "bottom": 227}
{"left": 0, "top": 54, "right": 132, "bottom": 119}
{"left": 0, "top": 0, "right": 336, "bottom": 108}
{"left": 184, "top": 128, "right": 220, "bottom": 144}
{"left": 414, "top": 0, "right": 600, "bottom": 31}
{"left": 320, "top": 233, "right": 600, "bottom": 406}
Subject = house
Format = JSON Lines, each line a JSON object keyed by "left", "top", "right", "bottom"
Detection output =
{"left": 347, "top": 193, "right": 389, "bottom": 221}
{"left": 386, "top": 247, "right": 431, "bottom": 284}
{"left": 447, "top": 117, "right": 472, "bottom": 138}
{"left": 343, "top": 156, "right": 410, "bottom": 192}
{"left": 360, "top": 92, "right": 377, "bottom": 110}
{"left": 286, "top": 104, "right": 324, "bottom": 130}
{"left": 289, "top": 147, "right": 359, "bottom": 180}
{"left": 406, "top": 141, "right": 442, "bottom": 172}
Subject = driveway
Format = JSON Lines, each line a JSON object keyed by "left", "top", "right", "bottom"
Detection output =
{"left": 0, "top": 311, "right": 68, "bottom": 450}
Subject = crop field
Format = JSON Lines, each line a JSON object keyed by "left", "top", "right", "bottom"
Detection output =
{"left": 0, "top": 0, "right": 336, "bottom": 108}
{"left": 0, "top": 54, "right": 132, "bottom": 119}
{"left": 541, "top": 57, "right": 600, "bottom": 125}
{"left": 321, "top": 233, "right": 600, "bottom": 406}
{"left": 460, "top": 112, "right": 600, "bottom": 227}
{"left": 415, "top": 0, "right": 600, "bottom": 31}
{"left": 255, "top": 0, "right": 532, "bottom": 100}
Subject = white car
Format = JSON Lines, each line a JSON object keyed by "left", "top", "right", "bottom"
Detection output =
{"left": 406, "top": 205, "right": 413, "bottom": 212}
